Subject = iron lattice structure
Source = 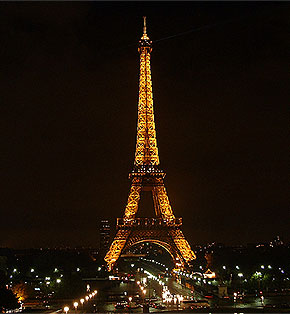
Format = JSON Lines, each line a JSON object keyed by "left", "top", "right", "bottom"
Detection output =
{"left": 105, "top": 18, "right": 196, "bottom": 271}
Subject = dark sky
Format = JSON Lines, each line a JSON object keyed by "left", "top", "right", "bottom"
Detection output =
{"left": 1, "top": 2, "right": 289, "bottom": 249}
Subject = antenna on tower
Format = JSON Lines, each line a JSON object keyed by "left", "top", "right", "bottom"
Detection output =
{"left": 141, "top": 16, "right": 149, "bottom": 41}
{"left": 143, "top": 16, "right": 147, "bottom": 36}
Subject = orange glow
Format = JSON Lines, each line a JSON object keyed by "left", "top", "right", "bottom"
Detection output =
{"left": 203, "top": 269, "right": 216, "bottom": 279}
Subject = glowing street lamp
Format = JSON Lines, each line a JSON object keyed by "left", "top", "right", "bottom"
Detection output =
{"left": 80, "top": 299, "right": 84, "bottom": 306}
{"left": 128, "top": 296, "right": 132, "bottom": 302}
{"left": 73, "top": 302, "right": 78, "bottom": 310}
{"left": 64, "top": 306, "right": 69, "bottom": 314}
{"left": 142, "top": 289, "right": 146, "bottom": 305}
{"left": 85, "top": 296, "right": 89, "bottom": 301}
{"left": 260, "top": 295, "right": 265, "bottom": 305}
{"left": 233, "top": 292, "right": 237, "bottom": 307}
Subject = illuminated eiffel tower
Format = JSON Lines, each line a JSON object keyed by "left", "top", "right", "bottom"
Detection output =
{"left": 105, "top": 17, "right": 196, "bottom": 271}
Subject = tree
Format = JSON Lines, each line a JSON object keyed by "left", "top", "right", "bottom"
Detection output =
{"left": 12, "top": 282, "right": 34, "bottom": 301}
{"left": 0, "top": 287, "right": 19, "bottom": 311}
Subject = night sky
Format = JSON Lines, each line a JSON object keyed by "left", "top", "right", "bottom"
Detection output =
{"left": 1, "top": 2, "right": 289, "bottom": 249}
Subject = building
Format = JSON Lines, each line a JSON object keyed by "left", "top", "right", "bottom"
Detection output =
{"left": 99, "top": 219, "right": 110, "bottom": 257}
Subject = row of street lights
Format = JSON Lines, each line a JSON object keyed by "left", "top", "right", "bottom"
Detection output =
{"left": 63, "top": 290, "right": 97, "bottom": 313}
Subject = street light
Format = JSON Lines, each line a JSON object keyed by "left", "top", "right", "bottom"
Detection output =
{"left": 260, "top": 295, "right": 265, "bottom": 306}
{"left": 80, "top": 299, "right": 84, "bottom": 306}
{"left": 142, "top": 289, "right": 146, "bottom": 306}
{"left": 64, "top": 306, "right": 69, "bottom": 314}
{"left": 73, "top": 302, "right": 78, "bottom": 310}
{"left": 233, "top": 292, "right": 237, "bottom": 308}
{"left": 85, "top": 296, "right": 89, "bottom": 301}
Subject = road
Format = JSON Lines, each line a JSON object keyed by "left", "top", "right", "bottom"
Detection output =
{"left": 27, "top": 260, "right": 290, "bottom": 313}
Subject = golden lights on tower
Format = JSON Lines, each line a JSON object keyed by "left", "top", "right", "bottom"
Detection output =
{"left": 104, "top": 17, "right": 196, "bottom": 271}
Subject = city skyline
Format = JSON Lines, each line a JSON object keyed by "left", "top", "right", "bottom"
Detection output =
{"left": 1, "top": 2, "right": 289, "bottom": 248}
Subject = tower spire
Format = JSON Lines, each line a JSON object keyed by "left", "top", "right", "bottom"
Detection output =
{"left": 141, "top": 16, "right": 149, "bottom": 40}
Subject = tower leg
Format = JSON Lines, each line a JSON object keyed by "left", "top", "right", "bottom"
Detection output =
{"left": 104, "top": 229, "right": 131, "bottom": 271}
{"left": 153, "top": 182, "right": 175, "bottom": 220}
{"left": 124, "top": 182, "right": 141, "bottom": 220}
{"left": 169, "top": 229, "right": 196, "bottom": 264}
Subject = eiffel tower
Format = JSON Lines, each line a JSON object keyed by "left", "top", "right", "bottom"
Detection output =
{"left": 105, "top": 17, "right": 196, "bottom": 271}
